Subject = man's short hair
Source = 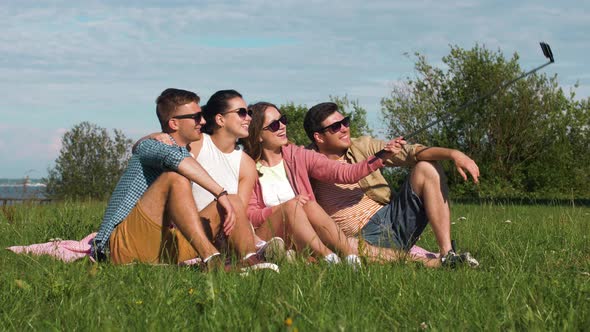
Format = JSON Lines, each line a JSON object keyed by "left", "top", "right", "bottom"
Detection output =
{"left": 304, "top": 102, "right": 339, "bottom": 143}
{"left": 156, "top": 88, "right": 200, "bottom": 132}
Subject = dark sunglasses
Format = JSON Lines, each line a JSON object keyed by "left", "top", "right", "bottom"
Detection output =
{"left": 263, "top": 115, "right": 288, "bottom": 132}
{"left": 319, "top": 116, "right": 350, "bottom": 133}
{"left": 223, "top": 107, "right": 253, "bottom": 119}
{"left": 172, "top": 112, "right": 203, "bottom": 123}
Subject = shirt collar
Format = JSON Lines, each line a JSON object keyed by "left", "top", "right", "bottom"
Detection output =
{"left": 168, "top": 134, "right": 179, "bottom": 147}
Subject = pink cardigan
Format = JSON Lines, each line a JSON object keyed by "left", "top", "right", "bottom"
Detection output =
{"left": 248, "top": 144, "right": 384, "bottom": 227}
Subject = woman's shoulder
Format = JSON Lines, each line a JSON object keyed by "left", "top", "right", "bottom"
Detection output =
{"left": 282, "top": 143, "right": 326, "bottom": 164}
{"left": 283, "top": 143, "right": 313, "bottom": 153}
{"left": 281, "top": 143, "right": 305, "bottom": 158}
{"left": 240, "top": 152, "right": 256, "bottom": 167}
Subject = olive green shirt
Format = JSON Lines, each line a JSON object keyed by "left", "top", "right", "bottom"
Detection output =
{"left": 343, "top": 136, "right": 425, "bottom": 204}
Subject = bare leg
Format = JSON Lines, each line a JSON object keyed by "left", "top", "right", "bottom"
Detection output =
{"left": 346, "top": 237, "right": 404, "bottom": 261}
{"left": 410, "top": 161, "right": 452, "bottom": 255}
{"left": 347, "top": 238, "right": 440, "bottom": 267}
{"left": 199, "top": 194, "right": 256, "bottom": 257}
{"left": 256, "top": 199, "right": 333, "bottom": 257}
{"left": 139, "top": 171, "right": 218, "bottom": 260}
{"left": 303, "top": 201, "right": 355, "bottom": 256}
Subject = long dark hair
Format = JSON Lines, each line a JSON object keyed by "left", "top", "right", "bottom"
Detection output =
{"left": 201, "top": 89, "right": 243, "bottom": 135}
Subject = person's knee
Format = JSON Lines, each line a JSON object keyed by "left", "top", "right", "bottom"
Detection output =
{"left": 283, "top": 199, "right": 303, "bottom": 214}
{"left": 277, "top": 200, "right": 305, "bottom": 226}
{"left": 224, "top": 194, "right": 253, "bottom": 229}
{"left": 161, "top": 171, "right": 191, "bottom": 188}
{"left": 413, "top": 161, "right": 443, "bottom": 182}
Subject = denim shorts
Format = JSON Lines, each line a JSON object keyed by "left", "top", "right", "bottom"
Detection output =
{"left": 360, "top": 178, "right": 428, "bottom": 251}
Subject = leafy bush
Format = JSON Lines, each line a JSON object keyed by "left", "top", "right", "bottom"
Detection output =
{"left": 381, "top": 44, "right": 590, "bottom": 199}
{"left": 280, "top": 95, "right": 373, "bottom": 146}
{"left": 44, "top": 122, "right": 133, "bottom": 200}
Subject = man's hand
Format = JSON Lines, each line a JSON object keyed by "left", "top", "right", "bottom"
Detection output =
{"left": 132, "top": 132, "right": 174, "bottom": 151}
{"left": 216, "top": 195, "right": 236, "bottom": 235}
{"left": 378, "top": 136, "right": 407, "bottom": 160}
{"left": 149, "top": 133, "right": 174, "bottom": 146}
{"left": 451, "top": 151, "right": 480, "bottom": 183}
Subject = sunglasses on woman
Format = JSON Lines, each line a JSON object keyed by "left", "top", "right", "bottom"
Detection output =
{"left": 319, "top": 116, "right": 350, "bottom": 133}
{"left": 263, "top": 115, "right": 288, "bottom": 132}
{"left": 223, "top": 107, "right": 253, "bottom": 119}
{"left": 172, "top": 112, "right": 203, "bottom": 123}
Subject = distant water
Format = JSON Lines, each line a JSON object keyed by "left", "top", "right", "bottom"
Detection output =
{"left": 0, "top": 178, "right": 47, "bottom": 200}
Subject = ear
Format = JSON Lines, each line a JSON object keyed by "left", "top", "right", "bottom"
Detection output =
{"left": 168, "top": 118, "right": 180, "bottom": 131}
{"left": 313, "top": 132, "right": 324, "bottom": 144}
{"left": 215, "top": 114, "right": 225, "bottom": 128}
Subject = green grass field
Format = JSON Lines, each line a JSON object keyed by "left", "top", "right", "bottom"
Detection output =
{"left": 1, "top": 201, "right": 589, "bottom": 330}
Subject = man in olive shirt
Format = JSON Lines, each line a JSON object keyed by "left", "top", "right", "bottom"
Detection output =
{"left": 304, "top": 102, "right": 480, "bottom": 267}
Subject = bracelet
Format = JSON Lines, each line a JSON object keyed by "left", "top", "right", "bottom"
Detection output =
{"left": 215, "top": 189, "right": 228, "bottom": 200}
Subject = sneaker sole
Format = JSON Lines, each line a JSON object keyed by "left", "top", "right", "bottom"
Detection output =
{"left": 239, "top": 262, "right": 280, "bottom": 276}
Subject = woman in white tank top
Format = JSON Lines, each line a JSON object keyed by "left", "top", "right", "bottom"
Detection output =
{"left": 189, "top": 90, "right": 281, "bottom": 265}
{"left": 189, "top": 90, "right": 258, "bottom": 211}
{"left": 191, "top": 133, "right": 242, "bottom": 209}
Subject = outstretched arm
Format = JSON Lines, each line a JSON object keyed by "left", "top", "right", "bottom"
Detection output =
{"left": 414, "top": 146, "right": 480, "bottom": 183}
{"left": 305, "top": 141, "right": 403, "bottom": 184}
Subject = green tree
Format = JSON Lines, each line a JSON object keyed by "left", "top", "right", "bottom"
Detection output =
{"left": 381, "top": 44, "right": 590, "bottom": 198}
{"left": 330, "top": 95, "right": 373, "bottom": 138}
{"left": 280, "top": 95, "right": 373, "bottom": 146}
{"left": 45, "top": 122, "right": 133, "bottom": 200}
{"left": 279, "top": 102, "right": 310, "bottom": 146}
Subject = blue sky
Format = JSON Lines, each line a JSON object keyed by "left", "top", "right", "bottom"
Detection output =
{"left": 1, "top": 0, "right": 588, "bottom": 178}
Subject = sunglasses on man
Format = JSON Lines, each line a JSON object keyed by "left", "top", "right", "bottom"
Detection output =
{"left": 263, "top": 115, "right": 288, "bottom": 132}
{"left": 223, "top": 107, "right": 253, "bottom": 119}
{"left": 319, "top": 116, "right": 350, "bottom": 133}
{"left": 172, "top": 112, "right": 203, "bottom": 123}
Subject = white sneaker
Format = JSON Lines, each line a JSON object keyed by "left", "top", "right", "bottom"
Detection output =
{"left": 324, "top": 253, "right": 341, "bottom": 264}
{"left": 460, "top": 252, "right": 480, "bottom": 268}
{"left": 345, "top": 254, "right": 362, "bottom": 270}
{"left": 441, "top": 250, "right": 479, "bottom": 268}
{"left": 285, "top": 249, "right": 297, "bottom": 263}
{"left": 256, "top": 237, "right": 286, "bottom": 264}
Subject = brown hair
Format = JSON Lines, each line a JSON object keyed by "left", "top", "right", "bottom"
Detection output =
{"left": 155, "top": 88, "right": 200, "bottom": 132}
{"left": 240, "top": 101, "right": 280, "bottom": 162}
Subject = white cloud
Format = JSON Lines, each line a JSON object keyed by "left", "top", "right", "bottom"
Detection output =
{"left": 0, "top": 0, "right": 588, "bottom": 177}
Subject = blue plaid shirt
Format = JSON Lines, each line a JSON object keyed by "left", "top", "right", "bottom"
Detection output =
{"left": 93, "top": 139, "right": 191, "bottom": 258}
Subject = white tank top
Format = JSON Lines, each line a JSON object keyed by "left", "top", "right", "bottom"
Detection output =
{"left": 192, "top": 134, "right": 242, "bottom": 210}
{"left": 257, "top": 160, "right": 296, "bottom": 207}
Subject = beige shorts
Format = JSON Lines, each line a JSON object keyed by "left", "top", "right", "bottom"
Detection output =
{"left": 109, "top": 201, "right": 198, "bottom": 265}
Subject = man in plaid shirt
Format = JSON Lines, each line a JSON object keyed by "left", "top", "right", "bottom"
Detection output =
{"left": 93, "top": 88, "right": 277, "bottom": 272}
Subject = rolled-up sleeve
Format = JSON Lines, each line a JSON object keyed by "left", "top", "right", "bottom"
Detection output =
{"left": 368, "top": 139, "right": 425, "bottom": 168}
{"left": 135, "top": 139, "right": 191, "bottom": 171}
